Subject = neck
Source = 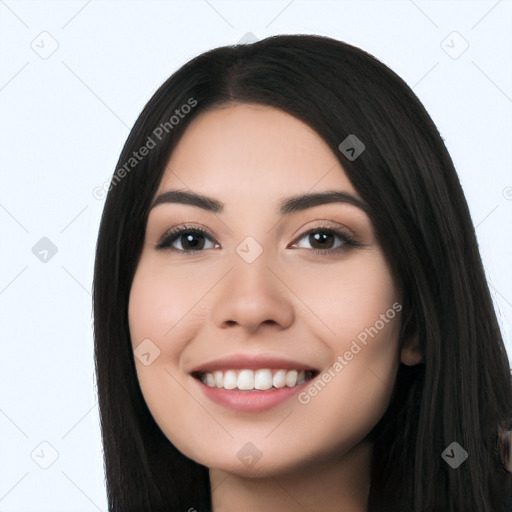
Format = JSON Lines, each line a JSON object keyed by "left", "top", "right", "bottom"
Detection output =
{"left": 209, "top": 438, "right": 372, "bottom": 512}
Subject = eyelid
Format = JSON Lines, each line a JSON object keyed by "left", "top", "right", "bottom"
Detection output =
{"left": 159, "top": 223, "right": 215, "bottom": 241}
{"left": 290, "top": 219, "right": 356, "bottom": 242}
{"left": 156, "top": 223, "right": 217, "bottom": 250}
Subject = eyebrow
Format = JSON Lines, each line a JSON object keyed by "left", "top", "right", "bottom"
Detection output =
{"left": 150, "top": 189, "right": 369, "bottom": 215}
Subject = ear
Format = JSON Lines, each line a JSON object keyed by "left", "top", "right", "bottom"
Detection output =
{"left": 400, "top": 332, "right": 422, "bottom": 366}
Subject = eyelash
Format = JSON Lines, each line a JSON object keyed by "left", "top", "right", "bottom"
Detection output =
{"left": 156, "top": 223, "right": 361, "bottom": 256}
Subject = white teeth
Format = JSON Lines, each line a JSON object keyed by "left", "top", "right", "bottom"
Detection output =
{"left": 213, "top": 370, "right": 223, "bottom": 388}
{"left": 205, "top": 373, "right": 215, "bottom": 387}
{"left": 254, "top": 369, "right": 273, "bottom": 390}
{"left": 198, "top": 368, "right": 310, "bottom": 390}
{"left": 223, "top": 370, "right": 237, "bottom": 389}
{"left": 272, "top": 369, "right": 286, "bottom": 388}
{"left": 237, "top": 369, "right": 254, "bottom": 390}
{"left": 285, "top": 370, "right": 297, "bottom": 387}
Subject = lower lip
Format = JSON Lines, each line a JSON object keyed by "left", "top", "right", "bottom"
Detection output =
{"left": 192, "top": 376, "right": 311, "bottom": 412}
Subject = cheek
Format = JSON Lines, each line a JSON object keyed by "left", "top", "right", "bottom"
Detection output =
{"left": 284, "top": 253, "right": 401, "bottom": 447}
{"left": 286, "top": 249, "right": 399, "bottom": 344}
{"left": 128, "top": 259, "right": 211, "bottom": 349}
{"left": 127, "top": 258, "right": 216, "bottom": 447}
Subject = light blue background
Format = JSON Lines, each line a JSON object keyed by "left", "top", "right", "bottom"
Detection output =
{"left": 1, "top": 1, "right": 511, "bottom": 510}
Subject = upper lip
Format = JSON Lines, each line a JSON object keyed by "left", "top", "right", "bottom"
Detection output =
{"left": 189, "top": 353, "right": 319, "bottom": 374}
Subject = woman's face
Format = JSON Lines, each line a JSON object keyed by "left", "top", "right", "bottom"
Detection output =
{"left": 128, "top": 103, "right": 415, "bottom": 477}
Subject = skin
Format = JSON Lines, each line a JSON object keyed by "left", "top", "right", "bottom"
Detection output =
{"left": 128, "top": 103, "right": 421, "bottom": 512}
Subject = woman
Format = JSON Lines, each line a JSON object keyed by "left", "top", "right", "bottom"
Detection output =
{"left": 93, "top": 34, "right": 512, "bottom": 511}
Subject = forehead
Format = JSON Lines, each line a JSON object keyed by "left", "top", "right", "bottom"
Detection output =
{"left": 158, "top": 103, "right": 358, "bottom": 201}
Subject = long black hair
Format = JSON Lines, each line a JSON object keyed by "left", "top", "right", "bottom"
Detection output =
{"left": 93, "top": 34, "right": 512, "bottom": 511}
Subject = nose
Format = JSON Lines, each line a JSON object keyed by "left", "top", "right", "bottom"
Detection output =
{"left": 210, "top": 252, "right": 295, "bottom": 335}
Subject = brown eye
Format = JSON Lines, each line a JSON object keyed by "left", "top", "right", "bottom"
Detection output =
{"left": 307, "top": 231, "right": 337, "bottom": 250}
{"left": 292, "top": 228, "right": 357, "bottom": 253}
{"left": 157, "top": 227, "right": 218, "bottom": 253}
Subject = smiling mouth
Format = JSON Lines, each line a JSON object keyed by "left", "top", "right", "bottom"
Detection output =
{"left": 191, "top": 368, "right": 320, "bottom": 391}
